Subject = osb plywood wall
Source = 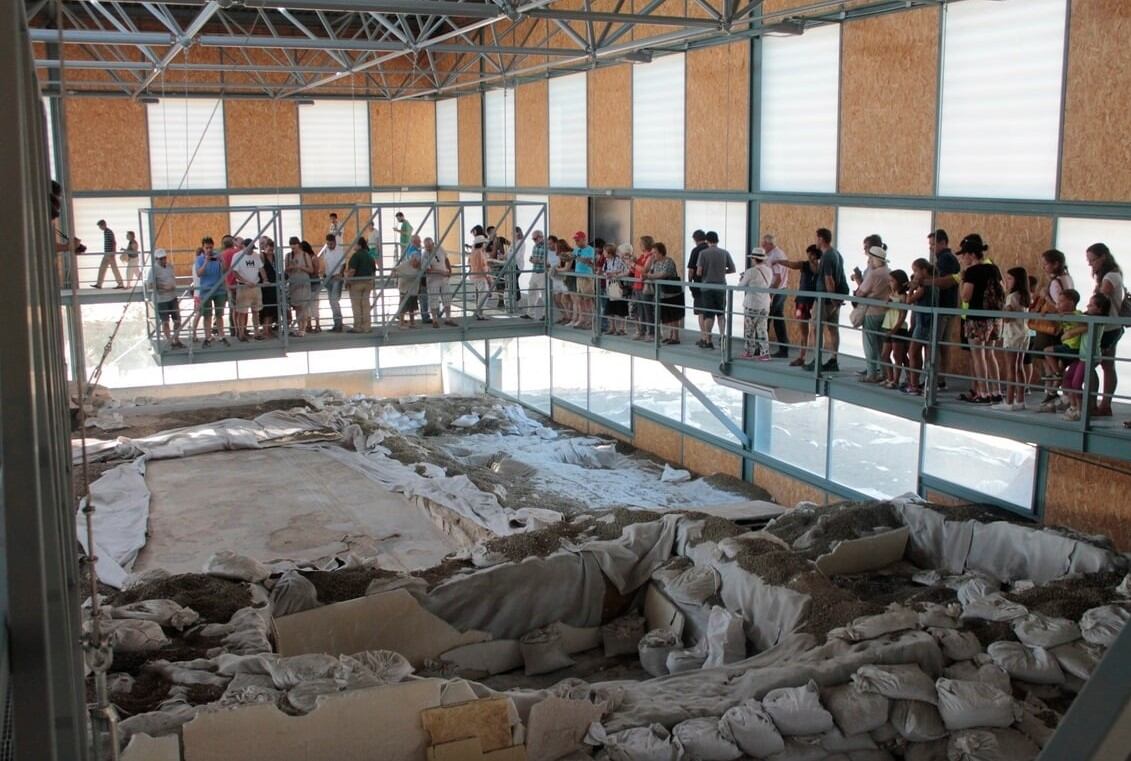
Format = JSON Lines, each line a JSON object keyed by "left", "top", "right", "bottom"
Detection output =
{"left": 436, "top": 191, "right": 462, "bottom": 252}
{"left": 753, "top": 463, "right": 830, "bottom": 507}
{"left": 631, "top": 0, "right": 688, "bottom": 41}
{"left": 150, "top": 196, "right": 227, "bottom": 270}
{"left": 633, "top": 415, "right": 683, "bottom": 465}
{"left": 684, "top": 437, "right": 742, "bottom": 479}
{"left": 932, "top": 212, "right": 1055, "bottom": 284}
{"left": 549, "top": 194, "right": 588, "bottom": 238}
{"left": 839, "top": 8, "right": 938, "bottom": 196}
{"left": 632, "top": 199, "right": 685, "bottom": 273}
{"left": 298, "top": 193, "right": 370, "bottom": 244}
{"left": 685, "top": 42, "right": 749, "bottom": 192}
{"left": 587, "top": 65, "right": 632, "bottom": 188}
{"left": 370, "top": 100, "right": 436, "bottom": 187}
{"left": 65, "top": 98, "right": 151, "bottom": 191}
{"left": 1060, "top": 0, "right": 1131, "bottom": 201}
{"left": 757, "top": 203, "right": 835, "bottom": 348}
{"left": 1044, "top": 449, "right": 1131, "bottom": 551}
{"left": 486, "top": 193, "right": 517, "bottom": 232}
{"left": 516, "top": 80, "right": 549, "bottom": 187}
{"left": 224, "top": 100, "right": 299, "bottom": 190}
{"left": 458, "top": 94, "right": 483, "bottom": 186}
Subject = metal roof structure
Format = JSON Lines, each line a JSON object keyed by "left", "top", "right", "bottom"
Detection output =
{"left": 27, "top": 0, "right": 952, "bottom": 100}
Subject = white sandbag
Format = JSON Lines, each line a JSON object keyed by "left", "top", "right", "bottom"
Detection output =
{"left": 111, "top": 599, "right": 199, "bottom": 631}
{"left": 1014, "top": 698, "right": 1057, "bottom": 749}
{"left": 265, "top": 653, "right": 345, "bottom": 690}
{"left": 603, "top": 615, "right": 647, "bottom": 657}
{"left": 853, "top": 664, "right": 939, "bottom": 705}
{"left": 765, "top": 737, "right": 832, "bottom": 761}
{"left": 763, "top": 680, "right": 835, "bottom": 737}
{"left": 672, "top": 717, "right": 742, "bottom": 761}
{"left": 599, "top": 723, "right": 679, "bottom": 761}
{"left": 960, "top": 595, "right": 1027, "bottom": 623}
{"left": 869, "top": 722, "right": 900, "bottom": 744}
{"left": 203, "top": 550, "right": 269, "bottom": 583}
{"left": 665, "top": 565, "right": 720, "bottom": 606}
{"left": 660, "top": 464, "right": 690, "bottom": 483}
{"left": 666, "top": 646, "right": 708, "bottom": 674}
{"left": 929, "top": 628, "right": 982, "bottom": 662}
{"left": 1011, "top": 613, "right": 1080, "bottom": 650}
{"left": 905, "top": 739, "right": 950, "bottom": 761}
{"left": 890, "top": 701, "right": 947, "bottom": 743}
{"left": 942, "top": 662, "right": 1012, "bottom": 695}
{"left": 101, "top": 619, "right": 170, "bottom": 652}
{"left": 831, "top": 606, "right": 920, "bottom": 643}
{"left": 1050, "top": 640, "right": 1104, "bottom": 680}
{"left": 1080, "top": 604, "right": 1130, "bottom": 648}
{"left": 935, "top": 678, "right": 1017, "bottom": 731}
{"left": 986, "top": 642, "right": 1064, "bottom": 685}
{"left": 521, "top": 625, "right": 576, "bottom": 676}
{"left": 1117, "top": 573, "right": 1131, "bottom": 598}
{"left": 270, "top": 570, "right": 321, "bottom": 616}
{"left": 946, "top": 728, "right": 1039, "bottom": 761}
{"left": 822, "top": 682, "right": 891, "bottom": 735}
{"left": 919, "top": 603, "right": 962, "bottom": 630}
{"left": 722, "top": 699, "right": 786, "bottom": 758}
{"left": 286, "top": 679, "right": 342, "bottom": 713}
{"left": 848, "top": 751, "right": 895, "bottom": 761}
{"left": 956, "top": 577, "right": 1000, "bottom": 606}
{"left": 349, "top": 650, "right": 414, "bottom": 683}
{"left": 117, "top": 700, "right": 196, "bottom": 740}
{"left": 704, "top": 606, "right": 746, "bottom": 668}
{"left": 220, "top": 606, "right": 272, "bottom": 655}
{"left": 638, "top": 628, "right": 681, "bottom": 678}
{"left": 822, "top": 728, "right": 878, "bottom": 753}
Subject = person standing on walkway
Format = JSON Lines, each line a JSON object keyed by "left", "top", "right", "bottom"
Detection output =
{"left": 851, "top": 244, "right": 892, "bottom": 383}
{"left": 424, "top": 237, "right": 456, "bottom": 327}
{"left": 151, "top": 249, "right": 184, "bottom": 348}
{"left": 527, "top": 230, "right": 548, "bottom": 321}
{"left": 346, "top": 235, "right": 376, "bottom": 332}
{"left": 762, "top": 233, "right": 790, "bottom": 357}
{"left": 319, "top": 233, "right": 347, "bottom": 332}
{"left": 804, "top": 227, "right": 849, "bottom": 372}
{"left": 93, "top": 219, "right": 124, "bottom": 288}
{"left": 692, "top": 231, "right": 736, "bottom": 350}
{"left": 395, "top": 212, "right": 413, "bottom": 259}
{"left": 123, "top": 230, "right": 141, "bottom": 286}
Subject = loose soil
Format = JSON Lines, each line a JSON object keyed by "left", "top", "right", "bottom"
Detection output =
{"left": 111, "top": 670, "right": 172, "bottom": 716}
{"left": 735, "top": 546, "right": 814, "bottom": 586}
{"left": 108, "top": 635, "right": 226, "bottom": 679}
{"left": 965, "top": 619, "right": 1018, "bottom": 649}
{"left": 685, "top": 513, "right": 747, "bottom": 546}
{"left": 700, "top": 474, "right": 773, "bottom": 503}
{"left": 1005, "top": 571, "right": 1125, "bottom": 621}
{"left": 111, "top": 574, "right": 253, "bottom": 624}
{"left": 302, "top": 567, "right": 400, "bottom": 604}
{"left": 411, "top": 557, "right": 476, "bottom": 590}
{"left": 921, "top": 502, "right": 1029, "bottom": 524}
{"left": 765, "top": 501, "right": 903, "bottom": 558}
{"left": 789, "top": 571, "right": 883, "bottom": 643}
{"left": 96, "top": 398, "right": 311, "bottom": 440}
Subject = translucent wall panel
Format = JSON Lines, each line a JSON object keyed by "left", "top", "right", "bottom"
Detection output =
{"left": 1055, "top": 217, "right": 1131, "bottom": 365}
{"left": 632, "top": 356, "right": 682, "bottom": 423}
{"left": 79, "top": 303, "right": 163, "bottom": 388}
{"left": 381, "top": 344, "right": 442, "bottom": 369}
{"left": 72, "top": 197, "right": 152, "bottom": 286}
{"left": 549, "top": 72, "right": 587, "bottom": 187}
{"left": 683, "top": 200, "right": 747, "bottom": 330}
{"left": 236, "top": 354, "right": 310, "bottom": 379}
{"left": 633, "top": 53, "right": 685, "bottom": 189}
{"left": 937, "top": 0, "right": 1067, "bottom": 199}
{"left": 551, "top": 338, "right": 588, "bottom": 408}
{"left": 307, "top": 347, "right": 377, "bottom": 374}
{"left": 228, "top": 193, "right": 302, "bottom": 243}
{"left": 484, "top": 88, "right": 516, "bottom": 187}
{"left": 488, "top": 338, "right": 520, "bottom": 398}
{"left": 756, "top": 396, "right": 829, "bottom": 477}
{"left": 828, "top": 401, "right": 920, "bottom": 499}
{"left": 589, "top": 347, "right": 631, "bottom": 427}
{"left": 371, "top": 192, "right": 438, "bottom": 255}
{"left": 435, "top": 98, "right": 459, "bottom": 186}
{"left": 43, "top": 97, "right": 55, "bottom": 179}
{"left": 148, "top": 98, "right": 227, "bottom": 190}
{"left": 683, "top": 368, "right": 743, "bottom": 444}
{"left": 298, "top": 100, "right": 370, "bottom": 187}
{"left": 760, "top": 26, "right": 840, "bottom": 192}
{"left": 518, "top": 335, "right": 551, "bottom": 413}
{"left": 459, "top": 192, "right": 484, "bottom": 251}
{"left": 922, "top": 425, "right": 1036, "bottom": 511}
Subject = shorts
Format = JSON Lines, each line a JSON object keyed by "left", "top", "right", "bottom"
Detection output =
{"left": 1063, "top": 360, "right": 1086, "bottom": 392}
{"left": 699, "top": 289, "right": 726, "bottom": 315}
{"left": 1001, "top": 332, "right": 1030, "bottom": 352}
{"left": 911, "top": 312, "right": 934, "bottom": 343}
{"left": 887, "top": 326, "right": 910, "bottom": 348}
{"left": 577, "top": 277, "right": 595, "bottom": 295}
{"left": 1047, "top": 343, "right": 1078, "bottom": 364}
{"left": 794, "top": 302, "right": 812, "bottom": 322}
{"left": 235, "top": 285, "right": 263, "bottom": 311}
{"left": 1030, "top": 330, "right": 1060, "bottom": 352}
{"left": 157, "top": 298, "right": 181, "bottom": 325}
{"left": 1100, "top": 327, "right": 1124, "bottom": 354}
{"left": 812, "top": 299, "right": 842, "bottom": 325}
{"left": 964, "top": 318, "right": 1000, "bottom": 345}
{"left": 200, "top": 291, "right": 226, "bottom": 317}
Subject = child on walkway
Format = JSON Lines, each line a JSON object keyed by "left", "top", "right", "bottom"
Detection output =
{"left": 904, "top": 258, "right": 937, "bottom": 395}
{"left": 994, "top": 266, "right": 1030, "bottom": 411}
{"left": 1059, "top": 293, "right": 1110, "bottom": 421}
{"left": 881, "top": 269, "right": 911, "bottom": 389}
{"left": 739, "top": 248, "right": 773, "bottom": 360}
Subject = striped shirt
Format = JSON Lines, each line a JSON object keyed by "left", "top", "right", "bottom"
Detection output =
{"left": 102, "top": 227, "right": 116, "bottom": 253}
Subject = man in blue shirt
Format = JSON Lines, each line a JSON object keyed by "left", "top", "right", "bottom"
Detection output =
{"left": 194, "top": 236, "right": 230, "bottom": 348}
{"left": 571, "top": 231, "right": 596, "bottom": 329}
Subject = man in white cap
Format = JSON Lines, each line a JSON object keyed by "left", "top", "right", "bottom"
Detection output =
{"left": 739, "top": 247, "right": 773, "bottom": 360}
{"left": 151, "top": 248, "right": 185, "bottom": 348}
{"left": 526, "top": 230, "right": 547, "bottom": 320}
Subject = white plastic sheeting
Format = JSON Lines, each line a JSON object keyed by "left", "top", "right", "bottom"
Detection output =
{"left": 77, "top": 457, "right": 150, "bottom": 588}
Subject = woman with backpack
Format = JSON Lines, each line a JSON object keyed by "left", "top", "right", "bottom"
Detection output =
{"left": 958, "top": 234, "right": 1004, "bottom": 404}
{"left": 1085, "top": 243, "right": 1127, "bottom": 417}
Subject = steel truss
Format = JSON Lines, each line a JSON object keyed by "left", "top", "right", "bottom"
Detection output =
{"left": 28, "top": 0, "right": 951, "bottom": 100}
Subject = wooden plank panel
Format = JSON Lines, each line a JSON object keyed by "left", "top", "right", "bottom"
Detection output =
{"left": 1061, "top": 0, "right": 1131, "bottom": 201}
{"left": 370, "top": 100, "right": 437, "bottom": 187}
{"left": 549, "top": 194, "right": 588, "bottom": 238}
{"left": 224, "top": 100, "right": 299, "bottom": 190}
{"left": 756, "top": 203, "right": 835, "bottom": 348}
{"left": 839, "top": 8, "right": 938, "bottom": 196}
{"left": 587, "top": 65, "right": 632, "bottom": 188}
{"left": 753, "top": 464, "right": 829, "bottom": 507}
{"left": 685, "top": 41, "right": 749, "bottom": 192}
{"left": 458, "top": 94, "right": 483, "bottom": 186}
{"left": 932, "top": 212, "right": 1055, "bottom": 281}
{"left": 633, "top": 415, "right": 683, "bottom": 465}
{"left": 436, "top": 191, "right": 463, "bottom": 252}
{"left": 1044, "top": 449, "right": 1131, "bottom": 551}
{"left": 299, "top": 193, "right": 370, "bottom": 245}
{"left": 632, "top": 198, "right": 685, "bottom": 274}
{"left": 65, "top": 98, "right": 151, "bottom": 191}
{"left": 516, "top": 80, "right": 549, "bottom": 187}
{"left": 151, "top": 195, "right": 227, "bottom": 270}
{"left": 552, "top": 404, "right": 592, "bottom": 433}
{"left": 683, "top": 437, "right": 742, "bottom": 478}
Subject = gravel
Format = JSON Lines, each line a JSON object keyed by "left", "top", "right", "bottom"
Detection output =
{"left": 111, "top": 574, "right": 252, "bottom": 624}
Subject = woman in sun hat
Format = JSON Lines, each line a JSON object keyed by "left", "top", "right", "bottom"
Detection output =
{"left": 852, "top": 243, "right": 892, "bottom": 383}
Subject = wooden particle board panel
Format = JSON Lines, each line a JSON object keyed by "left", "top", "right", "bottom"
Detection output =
{"left": 370, "top": 100, "right": 437, "bottom": 187}
{"left": 1060, "top": 0, "right": 1131, "bottom": 201}
{"left": 632, "top": 415, "right": 683, "bottom": 466}
{"left": 632, "top": 0, "right": 688, "bottom": 42}
{"left": 590, "top": 421, "right": 632, "bottom": 444}
{"left": 761, "top": 0, "right": 872, "bottom": 13}
{"left": 64, "top": 98, "right": 151, "bottom": 192}
{"left": 632, "top": 199, "right": 685, "bottom": 274}
{"left": 1044, "top": 449, "right": 1131, "bottom": 552}
{"left": 587, "top": 65, "right": 632, "bottom": 188}
{"left": 437, "top": 191, "right": 463, "bottom": 252}
{"left": 458, "top": 94, "right": 483, "bottom": 186}
{"left": 753, "top": 464, "right": 829, "bottom": 508}
{"left": 931, "top": 212, "right": 1055, "bottom": 281}
{"left": 839, "top": 8, "right": 938, "bottom": 196}
{"left": 923, "top": 489, "right": 967, "bottom": 508}
{"left": 224, "top": 100, "right": 299, "bottom": 190}
{"left": 683, "top": 437, "right": 742, "bottom": 479}
{"left": 516, "top": 80, "right": 549, "bottom": 188}
{"left": 549, "top": 195, "right": 588, "bottom": 238}
{"left": 685, "top": 42, "right": 749, "bottom": 192}
{"left": 756, "top": 203, "right": 835, "bottom": 349}
{"left": 299, "top": 193, "right": 371, "bottom": 244}
{"left": 551, "top": 404, "right": 591, "bottom": 434}
{"left": 150, "top": 196, "right": 227, "bottom": 269}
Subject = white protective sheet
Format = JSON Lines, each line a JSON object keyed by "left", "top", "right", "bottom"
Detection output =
{"left": 76, "top": 457, "right": 150, "bottom": 588}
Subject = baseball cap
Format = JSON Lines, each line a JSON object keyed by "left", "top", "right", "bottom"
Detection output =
{"left": 749, "top": 247, "right": 767, "bottom": 260}
{"left": 958, "top": 234, "right": 987, "bottom": 256}
{"left": 473, "top": 235, "right": 489, "bottom": 246}
{"left": 867, "top": 245, "right": 888, "bottom": 262}
{"left": 572, "top": 230, "right": 587, "bottom": 241}
{"left": 154, "top": 248, "right": 168, "bottom": 259}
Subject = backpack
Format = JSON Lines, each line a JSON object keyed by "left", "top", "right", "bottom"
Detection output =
{"left": 982, "top": 266, "right": 1005, "bottom": 312}
{"left": 1118, "top": 292, "right": 1131, "bottom": 318}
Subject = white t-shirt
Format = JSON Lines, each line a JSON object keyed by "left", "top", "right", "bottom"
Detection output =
{"left": 740, "top": 263, "right": 773, "bottom": 311}
{"left": 1102, "top": 271, "right": 1125, "bottom": 329}
{"left": 321, "top": 244, "right": 347, "bottom": 279}
{"left": 425, "top": 246, "right": 449, "bottom": 280}
{"left": 235, "top": 251, "right": 263, "bottom": 285}
{"left": 766, "top": 245, "right": 789, "bottom": 288}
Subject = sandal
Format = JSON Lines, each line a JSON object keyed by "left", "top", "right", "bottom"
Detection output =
{"left": 957, "top": 391, "right": 978, "bottom": 402}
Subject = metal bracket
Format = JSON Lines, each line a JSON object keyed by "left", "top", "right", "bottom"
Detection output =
{"left": 462, "top": 340, "right": 487, "bottom": 366}
{"left": 661, "top": 362, "right": 751, "bottom": 448}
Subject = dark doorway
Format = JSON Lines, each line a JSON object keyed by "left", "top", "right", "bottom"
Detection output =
{"left": 589, "top": 197, "right": 631, "bottom": 246}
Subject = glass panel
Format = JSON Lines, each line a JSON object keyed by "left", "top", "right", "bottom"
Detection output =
{"left": 80, "top": 302, "right": 163, "bottom": 388}
{"left": 922, "top": 425, "right": 1037, "bottom": 511}
{"left": 435, "top": 99, "right": 459, "bottom": 185}
{"left": 297, "top": 100, "right": 370, "bottom": 187}
{"left": 756, "top": 396, "right": 829, "bottom": 477}
{"left": 551, "top": 338, "right": 588, "bottom": 409}
{"left": 683, "top": 368, "right": 743, "bottom": 443}
{"left": 488, "top": 337, "right": 520, "bottom": 398}
{"left": 632, "top": 356, "right": 682, "bottom": 423}
{"left": 684, "top": 200, "right": 747, "bottom": 331}
{"left": 236, "top": 354, "right": 309, "bottom": 379}
{"left": 589, "top": 347, "right": 631, "bottom": 427}
{"left": 71, "top": 197, "right": 153, "bottom": 288}
{"left": 228, "top": 194, "right": 302, "bottom": 244}
{"left": 380, "top": 344, "right": 442, "bottom": 370}
{"left": 308, "top": 347, "right": 376, "bottom": 373}
{"left": 828, "top": 401, "right": 921, "bottom": 498}
{"left": 518, "top": 335, "right": 551, "bottom": 413}
{"left": 633, "top": 54, "right": 685, "bottom": 189}
{"left": 549, "top": 72, "right": 587, "bottom": 187}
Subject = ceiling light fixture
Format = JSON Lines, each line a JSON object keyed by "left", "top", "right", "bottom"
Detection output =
{"left": 761, "top": 18, "right": 805, "bottom": 37}
{"left": 624, "top": 50, "right": 652, "bottom": 64}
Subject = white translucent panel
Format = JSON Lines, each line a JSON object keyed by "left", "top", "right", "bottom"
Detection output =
{"left": 756, "top": 396, "right": 829, "bottom": 477}
{"left": 79, "top": 302, "right": 163, "bottom": 388}
{"left": 632, "top": 356, "right": 682, "bottom": 423}
{"left": 922, "top": 425, "right": 1036, "bottom": 511}
{"left": 484, "top": 88, "right": 516, "bottom": 187}
{"left": 937, "top": 0, "right": 1067, "bottom": 199}
{"left": 684, "top": 201, "right": 748, "bottom": 330}
{"left": 488, "top": 338, "right": 520, "bottom": 397}
{"left": 161, "top": 360, "right": 239, "bottom": 385}
{"left": 459, "top": 193, "right": 485, "bottom": 252}
{"left": 834, "top": 206, "right": 934, "bottom": 358}
{"left": 589, "top": 347, "right": 631, "bottom": 427}
{"left": 1054, "top": 218, "right": 1131, "bottom": 370}
{"left": 297, "top": 100, "right": 370, "bottom": 187}
{"left": 148, "top": 98, "right": 227, "bottom": 190}
{"left": 633, "top": 53, "right": 685, "bottom": 189}
{"left": 236, "top": 354, "right": 309, "bottom": 379}
{"left": 435, "top": 98, "right": 460, "bottom": 185}
{"left": 683, "top": 368, "right": 743, "bottom": 444}
{"left": 370, "top": 191, "right": 438, "bottom": 262}
{"left": 760, "top": 26, "right": 839, "bottom": 192}
{"left": 549, "top": 72, "right": 587, "bottom": 188}
{"left": 461, "top": 342, "right": 487, "bottom": 382}
{"left": 381, "top": 344, "right": 442, "bottom": 369}
{"left": 307, "top": 347, "right": 377, "bottom": 373}
{"left": 828, "top": 401, "right": 920, "bottom": 499}
{"left": 518, "top": 335, "right": 551, "bottom": 412}
{"left": 71, "top": 197, "right": 152, "bottom": 286}
{"left": 228, "top": 194, "right": 302, "bottom": 244}
{"left": 43, "top": 97, "right": 56, "bottom": 179}
{"left": 551, "top": 338, "right": 588, "bottom": 408}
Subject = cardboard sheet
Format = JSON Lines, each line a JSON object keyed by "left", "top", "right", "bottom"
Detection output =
{"left": 273, "top": 589, "right": 489, "bottom": 665}
{"left": 182, "top": 679, "right": 443, "bottom": 761}
{"left": 421, "top": 697, "right": 514, "bottom": 753}
{"left": 121, "top": 734, "right": 180, "bottom": 761}
{"left": 428, "top": 739, "right": 528, "bottom": 761}
{"left": 644, "top": 584, "right": 686, "bottom": 637}
{"left": 815, "top": 527, "right": 910, "bottom": 577}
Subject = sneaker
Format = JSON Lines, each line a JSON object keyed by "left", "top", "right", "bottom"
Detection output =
{"left": 1010, "top": 402, "right": 1027, "bottom": 411}
{"left": 1041, "top": 391, "right": 1059, "bottom": 404}
{"left": 757, "top": 354, "right": 773, "bottom": 362}
{"left": 821, "top": 359, "right": 839, "bottom": 372}
{"left": 937, "top": 379, "right": 948, "bottom": 390}
{"left": 990, "top": 402, "right": 1011, "bottom": 411}
{"left": 201, "top": 339, "right": 212, "bottom": 348}
{"left": 220, "top": 337, "right": 230, "bottom": 347}
{"left": 1061, "top": 409, "right": 1081, "bottom": 421}
{"left": 902, "top": 386, "right": 923, "bottom": 396}
{"left": 740, "top": 351, "right": 754, "bottom": 359}
{"left": 1038, "top": 400, "right": 1057, "bottom": 413}
{"left": 789, "top": 357, "right": 806, "bottom": 367}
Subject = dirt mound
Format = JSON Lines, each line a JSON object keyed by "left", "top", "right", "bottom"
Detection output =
{"left": 112, "top": 670, "right": 172, "bottom": 716}
{"left": 789, "top": 571, "right": 883, "bottom": 643}
{"left": 302, "top": 567, "right": 400, "bottom": 604}
{"left": 683, "top": 513, "right": 746, "bottom": 546}
{"left": 922, "top": 502, "right": 1028, "bottom": 524}
{"left": 1005, "top": 572, "right": 1124, "bottom": 620}
{"left": 411, "top": 557, "right": 476, "bottom": 590}
{"left": 109, "top": 635, "right": 226, "bottom": 679}
{"left": 107, "top": 398, "right": 310, "bottom": 439}
{"left": 700, "top": 473, "right": 773, "bottom": 502}
{"left": 112, "top": 574, "right": 252, "bottom": 624}
{"left": 766, "top": 501, "right": 903, "bottom": 558}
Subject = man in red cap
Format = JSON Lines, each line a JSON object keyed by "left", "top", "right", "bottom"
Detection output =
{"left": 571, "top": 231, "right": 596, "bottom": 328}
